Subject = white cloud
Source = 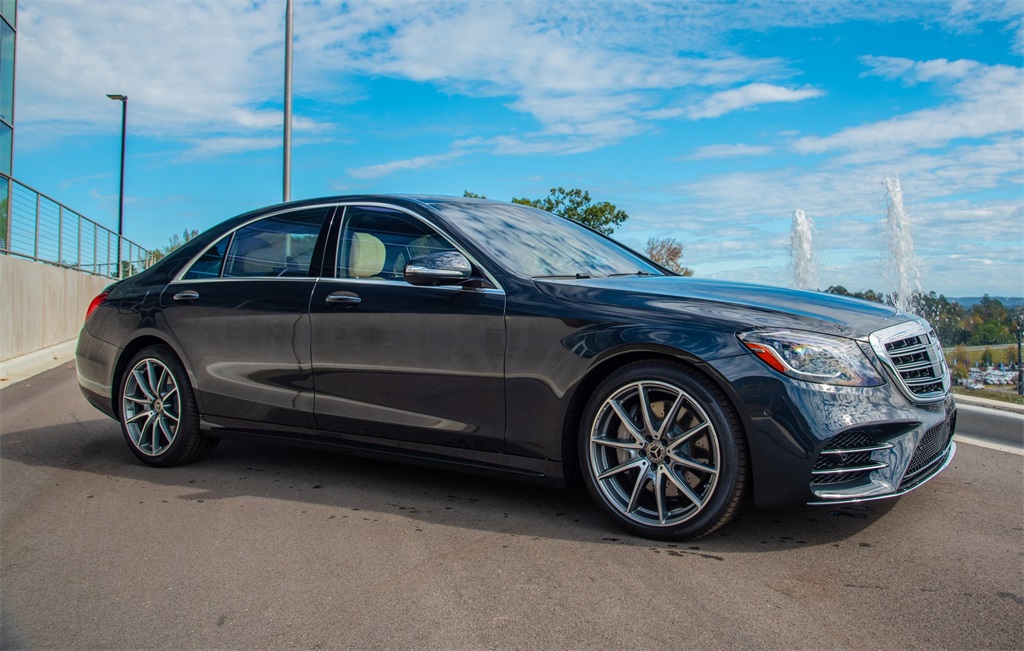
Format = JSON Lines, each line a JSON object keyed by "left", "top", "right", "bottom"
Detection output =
{"left": 685, "top": 144, "right": 774, "bottom": 160}
{"left": 685, "top": 84, "right": 824, "bottom": 120}
{"left": 177, "top": 137, "right": 287, "bottom": 162}
{"left": 13, "top": 0, "right": 817, "bottom": 163}
{"left": 347, "top": 150, "right": 469, "bottom": 179}
{"left": 795, "top": 58, "right": 1022, "bottom": 154}
{"left": 18, "top": 2, "right": 285, "bottom": 134}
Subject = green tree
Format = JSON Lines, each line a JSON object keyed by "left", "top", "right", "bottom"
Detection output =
{"left": 974, "top": 295, "right": 1008, "bottom": 323}
{"left": 462, "top": 191, "right": 487, "bottom": 199}
{"left": 149, "top": 229, "right": 201, "bottom": 264}
{"left": 512, "top": 187, "right": 628, "bottom": 235}
{"left": 910, "top": 291, "right": 963, "bottom": 345}
{"left": 951, "top": 344, "right": 972, "bottom": 369}
{"left": 949, "top": 361, "right": 969, "bottom": 382}
{"left": 981, "top": 347, "right": 994, "bottom": 366}
{"left": 824, "top": 285, "right": 851, "bottom": 296}
{"left": 823, "top": 286, "right": 885, "bottom": 304}
{"left": 165, "top": 229, "right": 200, "bottom": 253}
{"left": 645, "top": 236, "right": 694, "bottom": 276}
{"left": 970, "top": 320, "right": 1011, "bottom": 346}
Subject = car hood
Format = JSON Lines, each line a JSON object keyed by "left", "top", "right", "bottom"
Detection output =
{"left": 533, "top": 276, "right": 907, "bottom": 339}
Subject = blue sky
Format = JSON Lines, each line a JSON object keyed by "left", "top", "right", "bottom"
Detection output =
{"left": 12, "top": 0, "right": 1024, "bottom": 297}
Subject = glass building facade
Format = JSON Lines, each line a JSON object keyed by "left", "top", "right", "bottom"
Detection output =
{"left": 0, "top": 0, "right": 14, "bottom": 176}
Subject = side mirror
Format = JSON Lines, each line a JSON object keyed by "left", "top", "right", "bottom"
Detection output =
{"left": 404, "top": 251, "right": 473, "bottom": 286}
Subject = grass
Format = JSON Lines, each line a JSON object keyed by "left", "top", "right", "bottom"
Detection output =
{"left": 952, "top": 385, "right": 1024, "bottom": 406}
{"left": 944, "top": 343, "right": 1019, "bottom": 366}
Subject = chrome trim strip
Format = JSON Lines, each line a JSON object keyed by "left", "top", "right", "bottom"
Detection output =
{"left": 169, "top": 276, "right": 322, "bottom": 284}
{"left": 821, "top": 444, "right": 895, "bottom": 454}
{"left": 811, "top": 461, "right": 888, "bottom": 476}
{"left": 313, "top": 276, "right": 505, "bottom": 295}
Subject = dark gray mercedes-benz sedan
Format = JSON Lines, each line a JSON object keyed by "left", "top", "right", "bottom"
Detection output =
{"left": 76, "top": 195, "right": 956, "bottom": 540}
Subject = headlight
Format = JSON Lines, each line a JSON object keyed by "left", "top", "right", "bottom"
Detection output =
{"left": 738, "top": 330, "right": 885, "bottom": 387}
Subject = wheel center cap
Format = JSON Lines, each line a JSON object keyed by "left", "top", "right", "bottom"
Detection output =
{"left": 646, "top": 442, "right": 666, "bottom": 463}
{"left": 153, "top": 399, "right": 163, "bottom": 413}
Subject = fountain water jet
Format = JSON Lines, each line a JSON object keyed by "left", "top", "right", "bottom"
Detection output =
{"left": 790, "top": 209, "right": 817, "bottom": 290}
{"left": 883, "top": 174, "right": 921, "bottom": 312}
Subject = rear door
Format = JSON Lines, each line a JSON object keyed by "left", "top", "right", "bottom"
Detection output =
{"left": 160, "top": 205, "right": 334, "bottom": 428}
{"left": 308, "top": 204, "right": 507, "bottom": 452}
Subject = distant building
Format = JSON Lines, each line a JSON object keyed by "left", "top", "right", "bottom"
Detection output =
{"left": 0, "top": 0, "right": 13, "bottom": 176}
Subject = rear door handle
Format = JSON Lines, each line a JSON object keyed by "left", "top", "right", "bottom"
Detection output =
{"left": 325, "top": 291, "right": 361, "bottom": 307}
{"left": 173, "top": 290, "right": 200, "bottom": 302}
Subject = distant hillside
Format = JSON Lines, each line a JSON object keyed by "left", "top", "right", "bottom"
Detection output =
{"left": 950, "top": 296, "right": 1024, "bottom": 308}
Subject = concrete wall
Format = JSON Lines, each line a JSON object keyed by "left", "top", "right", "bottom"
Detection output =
{"left": 1, "top": 255, "right": 112, "bottom": 361}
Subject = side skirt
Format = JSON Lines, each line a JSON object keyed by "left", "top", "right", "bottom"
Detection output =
{"left": 200, "top": 416, "right": 567, "bottom": 487}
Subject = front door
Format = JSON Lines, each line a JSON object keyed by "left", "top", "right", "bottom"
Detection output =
{"left": 309, "top": 204, "right": 507, "bottom": 452}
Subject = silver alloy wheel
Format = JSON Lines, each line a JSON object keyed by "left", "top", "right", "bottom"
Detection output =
{"left": 588, "top": 380, "right": 721, "bottom": 527}
{"left": 121, "top": 357, "right": 182, "bottom": 456}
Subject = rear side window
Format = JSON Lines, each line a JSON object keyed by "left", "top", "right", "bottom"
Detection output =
{"left": 220, "top": 208, "right": 327, "bottom": 278}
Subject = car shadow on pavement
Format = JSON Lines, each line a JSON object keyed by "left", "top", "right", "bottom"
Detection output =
{"left": 0, "top": 414, "right": 894, "bottom": 552}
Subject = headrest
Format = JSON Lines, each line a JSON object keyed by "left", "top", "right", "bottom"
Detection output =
{"left": 348, "top": 232, "right": 385, "bottom": 278}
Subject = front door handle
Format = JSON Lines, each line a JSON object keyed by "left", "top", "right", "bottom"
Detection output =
{"left": 325, "top": 291, "right": 361, "bottom": 307}
{"left": 173, "top": 290, "right": 200, "bottom": 302}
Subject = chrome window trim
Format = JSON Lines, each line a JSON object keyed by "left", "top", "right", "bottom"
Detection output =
{"left": 313, "top": 275, "right": 505, "bottom": 295}
{"left": 333, "top": 201, "right": 504, "bottom": 293}
{"left": 172, "top": 203, "right": 338, "bottom": 282}
{"left": 169, "top": 276, "right": 324, "bottom": 285}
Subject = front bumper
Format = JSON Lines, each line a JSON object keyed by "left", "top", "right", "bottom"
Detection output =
{"left": 807, "top": 411, "right": 956, "bottom": 505}
{"left": 711, "top": 353, "right": 957, "bottom": 508}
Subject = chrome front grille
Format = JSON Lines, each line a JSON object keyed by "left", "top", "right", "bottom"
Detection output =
{"left": 870, "top": 319, "right": 950, "bottom": 403}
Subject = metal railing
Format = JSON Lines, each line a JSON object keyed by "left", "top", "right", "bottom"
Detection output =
{"left": 0, "top": 173, "right": 154, "bottom": 278}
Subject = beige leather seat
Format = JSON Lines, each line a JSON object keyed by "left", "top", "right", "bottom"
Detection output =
{"left": 347, "top": 232, "right": 386, "bottom": 278}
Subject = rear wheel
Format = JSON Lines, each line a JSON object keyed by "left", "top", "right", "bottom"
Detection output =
{"left": 118, "top": 346, "right": 217, "bottom": 466}
{"left": 580, "top": 361, "right": 747, "bottom": 540}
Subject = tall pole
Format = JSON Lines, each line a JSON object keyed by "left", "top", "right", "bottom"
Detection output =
{"left": 1017, "top": 320, "right": 1022, "bottom": 396}
{"left": 107, "top": 94, "right": 127, "bottom": 278}
{"left": 283, "top": 0, "right": 293, "bottom": 202}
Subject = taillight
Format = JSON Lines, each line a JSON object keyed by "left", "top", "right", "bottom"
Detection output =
{"left": 85, "top": 290, "right": 111, "bottom": 322}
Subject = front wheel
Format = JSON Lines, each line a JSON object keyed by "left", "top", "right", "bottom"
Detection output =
{"left": 118, "top": 345, "right": 217, "bottom": 467}
{"left": 579, "top": 361, "right": 748, "bottom": 540}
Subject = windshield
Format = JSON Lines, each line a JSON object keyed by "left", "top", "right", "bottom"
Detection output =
{"left": 429, "top": 201, "right": 664, "bottom": 279}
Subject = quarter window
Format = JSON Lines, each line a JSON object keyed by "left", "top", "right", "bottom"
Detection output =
{"left": 183, "top": 236, "right": 229, "bottom": 279}
{"left": 338, "top": 206, "right": 455, "bottom": 281}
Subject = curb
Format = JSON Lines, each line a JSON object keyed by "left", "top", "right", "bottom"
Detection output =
{"left": 0, "top": 340, "right": 77, "bottom": 389}
{"left": 954, "top": 393, "right": 1024, "bottom": 415}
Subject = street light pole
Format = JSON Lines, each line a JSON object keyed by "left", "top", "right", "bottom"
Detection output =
{"left": 283, "top": 0, "right": 293, "bottom": 202}
{"left": 107, "top": 93, "right": 127, "bottom": 279}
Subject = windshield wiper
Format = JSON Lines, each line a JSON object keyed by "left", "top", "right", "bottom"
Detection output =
{"left": 607, "top": 271, "right": 659, "bottom": 277}
{"left": 533, "top": 273, "right": 594, "bottom": 279}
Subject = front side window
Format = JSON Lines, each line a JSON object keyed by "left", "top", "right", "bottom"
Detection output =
{"left": 220, "top": 208, "right": 327, "bottom": 278}
{"left": 338, "top": 206, "right": 455, "bottom": 281}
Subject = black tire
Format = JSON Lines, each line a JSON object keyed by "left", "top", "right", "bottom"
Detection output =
{"left": 117, "top": 345, "right": 217, "bottom": 467}
{"left": 579, "top": 361, "right": 747, "bottom": 540}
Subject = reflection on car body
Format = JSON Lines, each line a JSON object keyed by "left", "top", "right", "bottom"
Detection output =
{"left": 76, "top": 195, "right": 956, "bottom": 540}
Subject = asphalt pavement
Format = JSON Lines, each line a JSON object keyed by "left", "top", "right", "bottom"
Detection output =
{"left": 1, "top": 364, "right": 1022, "bottom": 650}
